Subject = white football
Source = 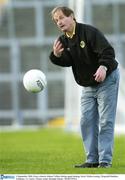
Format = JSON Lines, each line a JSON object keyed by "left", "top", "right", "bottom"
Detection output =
{"left": 23, "top": 69, "right": 47, "bottom": 93}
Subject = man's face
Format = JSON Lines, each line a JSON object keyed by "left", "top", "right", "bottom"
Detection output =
{"left": 53, "top": 10, "right": 74, "bottom": 32}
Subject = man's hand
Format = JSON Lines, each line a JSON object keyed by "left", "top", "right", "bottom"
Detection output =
{"left": 53, "top": 39, "right": 64, "bottom": 57}
{"left": 94, "top": 65, "right": 107, "bottom": 82}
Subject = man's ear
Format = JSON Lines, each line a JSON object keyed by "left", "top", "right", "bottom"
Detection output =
{"left": 70, "top": 13, "right": 76, "bottom": 21}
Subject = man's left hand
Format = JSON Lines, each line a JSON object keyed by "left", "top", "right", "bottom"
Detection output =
{"left": 94, "top": 65, "right": 107, "bottom": 82}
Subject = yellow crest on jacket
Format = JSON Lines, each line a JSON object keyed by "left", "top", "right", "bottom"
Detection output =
{"left": 80, "top": 41, "right": 85, "bottom": 48}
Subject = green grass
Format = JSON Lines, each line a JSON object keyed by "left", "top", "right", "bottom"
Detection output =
{"left": 0, "top": 127, "right": 125, "bottom": 174}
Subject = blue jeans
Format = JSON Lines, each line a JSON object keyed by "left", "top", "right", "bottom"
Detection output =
{"left": 80, "top": 68, "right": 120, "bottom": 164}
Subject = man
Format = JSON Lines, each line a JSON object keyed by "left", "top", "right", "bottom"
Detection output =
{"left": 49, "top": 6, "right": 120, "bottom": 168}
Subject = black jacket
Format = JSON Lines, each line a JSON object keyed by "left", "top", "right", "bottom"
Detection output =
{"left": 49, "top": 23, "right": 118, "bottom": 86}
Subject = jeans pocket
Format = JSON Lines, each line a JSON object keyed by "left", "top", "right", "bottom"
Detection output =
{"left": 108, "top": 68, "right": 120, "bottom": 84}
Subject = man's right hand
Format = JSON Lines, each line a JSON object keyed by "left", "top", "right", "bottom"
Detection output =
{"left": 53, "top": 39, "right": 64, "bottom": 57}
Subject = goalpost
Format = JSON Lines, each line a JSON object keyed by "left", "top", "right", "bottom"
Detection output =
{"left": 65, "top": 0, "right": 125, "bottom": 134}
{"left": 65, "top": 0, "right": 84, "bottom": 132}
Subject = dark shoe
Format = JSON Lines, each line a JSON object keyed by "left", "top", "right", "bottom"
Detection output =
{"left": 98, "top": 162, "right": 112, "bottom": 168}
{"left": 74, "top": 162, "right": 99, "bottom": 168}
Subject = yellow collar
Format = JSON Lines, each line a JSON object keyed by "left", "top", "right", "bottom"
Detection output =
{"left": 66, "top": 23, "right": 76, "bottom": 39}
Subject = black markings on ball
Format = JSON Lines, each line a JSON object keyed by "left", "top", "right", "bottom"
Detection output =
{"left": 36, "top": 80, "right": 43, "bottom": 90}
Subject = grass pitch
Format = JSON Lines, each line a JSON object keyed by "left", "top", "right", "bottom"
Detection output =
{"left": 0, "top": 127, "right": 125, "bottom": 174}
